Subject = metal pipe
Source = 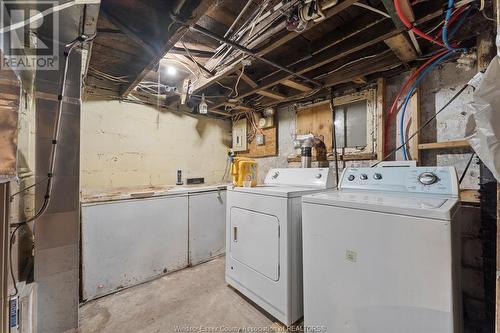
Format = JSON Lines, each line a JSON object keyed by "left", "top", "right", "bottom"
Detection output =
{"left": 225, "top": 0, "right": 254, "bottom": 38}
{"left": 190, "top": 24, "right": 323, "bottom": 87}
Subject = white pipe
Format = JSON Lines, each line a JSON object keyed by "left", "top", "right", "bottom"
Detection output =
{"left": 352, "top": 3, "right": 390, "bottom": 18}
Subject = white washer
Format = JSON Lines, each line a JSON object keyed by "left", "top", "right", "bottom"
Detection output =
{"left": 302, "top": 166, "right": 462, "bottom": 333}
{"left": 226, "top": 168, "right": 335, "bottom": 326}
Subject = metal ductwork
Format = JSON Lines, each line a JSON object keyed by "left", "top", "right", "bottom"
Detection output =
{"left": 293, "top": 134, "right": 329, "bottom": 168}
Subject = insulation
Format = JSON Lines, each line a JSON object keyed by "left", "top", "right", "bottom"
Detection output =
{"left": 466, "top": 28, "right": 500, "bottom": 182}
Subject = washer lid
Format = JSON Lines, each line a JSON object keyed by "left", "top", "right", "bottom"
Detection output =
{"left": 303, "top": 190, "right": 459, "bottom": 220}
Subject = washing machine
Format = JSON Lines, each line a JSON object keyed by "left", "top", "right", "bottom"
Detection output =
{"left": 302, "top": 166, "right": 462, "bottom": 333}
{"left": 226, "top": 168, "right": 335, "bottom": 326}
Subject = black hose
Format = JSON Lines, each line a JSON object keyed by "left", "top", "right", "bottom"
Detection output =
{"left": 459, "top": 153, "right": 475, "bottom": 184}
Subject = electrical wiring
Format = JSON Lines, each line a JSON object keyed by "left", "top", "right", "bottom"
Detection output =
{"left": 373, "top": 83, "right": 469, "bottom": 167}
{"left": 232, "top": 62, "right": 246, "bottom": 98}
{"left": 315, "top": 49, "right": 392, "bottom": 80}
{"left": 383, "top": 49, "right": 449, "bottom": 154}
{"left": 399, "top": 50, "right": 456, "bottom": 160}
{"left": 459, "top": 153, "right": 475, "bottom": 184}
{"left": 353, "top": 3, "right": 390, "bottom": 18}
{"left": 89, "top": 67, "right": 129, "bottom": 83}
{"left": 389, "top": 0, "right": 473, "bottom": 158}
{"left": 394, "top": 0, "right": 445, "bottom": 47}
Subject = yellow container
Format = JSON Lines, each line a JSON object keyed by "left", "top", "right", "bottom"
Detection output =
{"left": 231, "top": 158, "right": 258, "bottom": 187}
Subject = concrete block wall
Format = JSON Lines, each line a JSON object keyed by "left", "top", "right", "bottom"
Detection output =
{"left": 80, "top": 100, "right": 231, "bottom": 190}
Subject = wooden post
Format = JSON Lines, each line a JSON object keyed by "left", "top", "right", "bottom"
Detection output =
{"left": 376, "top": 78, "right": 386, "bottom": 160}
{"left": 409, "top": 87, "right": 420, "bottom": 163}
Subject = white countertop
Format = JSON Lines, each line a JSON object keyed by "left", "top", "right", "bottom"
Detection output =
{"left": 81, "top": 183, "right": 229, "bottom": 204}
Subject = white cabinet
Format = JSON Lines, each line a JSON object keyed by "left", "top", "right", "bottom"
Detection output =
{"left": 188, "top": 190, "right": 226, "bottom": 266}
{"left": 81, "top": 195, "right": 189, "bottom": 301}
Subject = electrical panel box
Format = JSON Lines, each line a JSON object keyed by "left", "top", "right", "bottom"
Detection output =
{"left": 232, "top": 118, "right": 248, "bottom": 152}
{"left": 256, "top": 134, "right": 265, "bottom": 146}
{"left": 258, "top": 117, "right": 274, "bottom": 129}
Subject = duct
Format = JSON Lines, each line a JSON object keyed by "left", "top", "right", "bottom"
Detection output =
{"left": 466, "top": 28, "right": 500, "bottom": 182}
{"left": 293, "top": 134, "right": 329, "bottom": 168}
{"left": 0, "top": 81, "right": 19, "bottom": 181}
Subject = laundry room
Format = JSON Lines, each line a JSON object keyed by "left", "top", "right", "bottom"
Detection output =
{"left": 0, "top": 0, "right": 499, "bottom": 333}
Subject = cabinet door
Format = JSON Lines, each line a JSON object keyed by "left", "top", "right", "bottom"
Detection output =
{"left": 81, "top": 196, "right": 188, "bottom": 301}
{"left": 188, "top": 190, "right": 226, "bottom": 265}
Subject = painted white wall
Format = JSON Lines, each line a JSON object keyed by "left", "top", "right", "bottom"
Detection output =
{"left": 81, "top": 100, "right": 231, "bottom": 190}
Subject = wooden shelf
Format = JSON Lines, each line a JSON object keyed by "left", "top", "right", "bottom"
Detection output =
{"left": 460, "top": 189, "right": 480, "bottom": 205}
{"left": 418, "top": 140, "right": 470, "bottom": 150}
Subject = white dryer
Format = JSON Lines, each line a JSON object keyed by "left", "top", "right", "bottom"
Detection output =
{"left": 226, "top": 168, "right": 335, "bottom": 326}
{"left": 302, "top": 166, "right": 462, "bottom": 333}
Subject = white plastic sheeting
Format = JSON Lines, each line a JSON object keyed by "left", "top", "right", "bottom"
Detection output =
{"left": 466, "top": 29, "right": 500, "bottom": 182}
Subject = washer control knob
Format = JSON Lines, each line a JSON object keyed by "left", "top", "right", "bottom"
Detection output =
{"left": 373, "top": 173, "right": 383, "bottom": 180}
{"left": 418, "top": 172, "right": 438, "bottom": 185}
{"left": 315, "top": 173, "right": 322, "bottom": 179}
{"left": 347, "top": 174, "right": 355, "bottom": 181}
{"left": 360, "top": 174, "right": 368, "bottom": 180}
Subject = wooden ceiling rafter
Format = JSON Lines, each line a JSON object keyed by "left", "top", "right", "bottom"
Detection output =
{"left": 208, "top": 5, "right": 455, "bottom": 112}
{"left": 191, "top": 0, "right": 358, "bottom": 93}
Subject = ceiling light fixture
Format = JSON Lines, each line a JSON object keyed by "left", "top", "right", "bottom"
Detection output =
{"left": 166, "top": 66, "right": 177, "bottom": 76}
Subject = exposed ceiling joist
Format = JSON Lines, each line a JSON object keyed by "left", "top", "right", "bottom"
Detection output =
{"left": 381, "top": 0, "right": 422, "bottom": 55}
{"left": 256, "top": 90, "right": 286, "bottom": 100}
{"left": 384, "top": 33, "right": 418, "bottom": 62}
{"left": 280, "top": 80, "right": 313, "bottom": 92}
{"left": 192, "top": 0, "right": 358, "bottom": 93}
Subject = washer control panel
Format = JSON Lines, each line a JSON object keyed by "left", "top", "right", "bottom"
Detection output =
{"left": 340, "top": 166, "right": 458, "bottom": 196}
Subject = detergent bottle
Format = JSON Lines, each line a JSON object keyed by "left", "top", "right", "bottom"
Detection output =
{"left": 231, "top": 157, "right": 258, "bottom": 187}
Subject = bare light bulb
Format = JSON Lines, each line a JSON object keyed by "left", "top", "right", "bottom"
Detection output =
{"left": 166, "top": 66, "right": 177, "bottom": 76}
{"left": 199, "top": 93, "right": 208, "bottom": 114}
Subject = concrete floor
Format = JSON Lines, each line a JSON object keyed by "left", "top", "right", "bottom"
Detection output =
{"left": 79, "top": 257, "right": 276, "bottom": 333}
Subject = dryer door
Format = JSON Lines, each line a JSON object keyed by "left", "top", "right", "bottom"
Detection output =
{"left": 230, "top": 207, "right": 280, "bottom": 281}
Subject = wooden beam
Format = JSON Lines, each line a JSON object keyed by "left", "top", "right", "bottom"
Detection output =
{"left": 384, "top": 33, "right": 418, "bottom": 62}
{"left": 418, "top": 140, "right": 471, "bottom": 150}
{"left": 380, "top": 0, "right": 421, "bottom": 55}
{"left": 234, "top": 21, "right": 399, "bottom": 102}
{"left": 281, "top": 79, "right": 313, "bottom": 92}
{"left": 255, "top": 0, "right": 359, "bottom": 55}
{"left": 376, "top": 78, "right": 386, "bottom": 160}
{"left": 193, "top": 0, "right": 358, "bottom": 93}
{"left": 120, "top": 0, "right": 215, "bottom": 97}
{"left": 100, "top": 10, "right": 157, "bottom": 57}
{"left": 352, "top": 76, "right": 368, "bottom": 84}
{"left": 256, "top": 90, "right": 286, "bottom": 100}
{"left": 409, "top": 86, "right": 420, "bottom": 162}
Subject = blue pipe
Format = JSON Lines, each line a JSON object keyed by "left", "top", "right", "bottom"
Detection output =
{"left": 399, "top": 51, "right": 456, "bottom": 160}
{"left": 442, "top": 0, "right": 456, "bottom": 50}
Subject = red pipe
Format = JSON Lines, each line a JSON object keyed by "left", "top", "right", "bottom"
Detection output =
{"left": 383, "top": 49, "right": 449, "bottom": 154}
{"left": 394, "top": 0, "right": 445, "bottom": 47}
